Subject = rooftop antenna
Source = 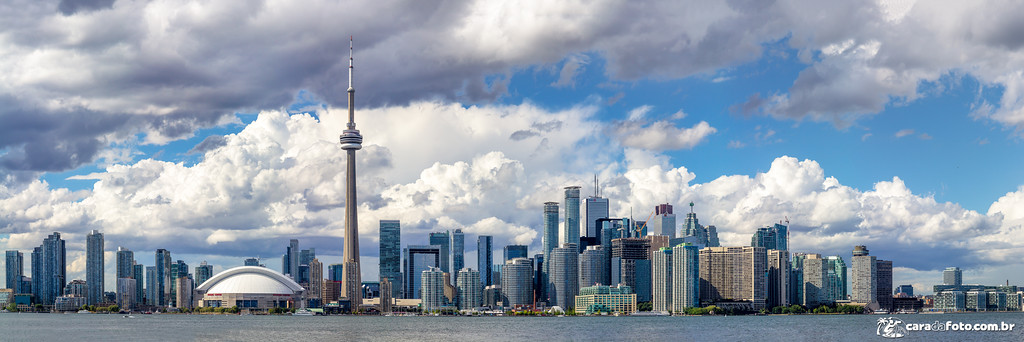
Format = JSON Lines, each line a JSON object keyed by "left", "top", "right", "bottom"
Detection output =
{"left": 594, "top": 174, "right": 598, "bottom": 197}
{"left": 347, "top": 35, "right": 355, "bottom": 129}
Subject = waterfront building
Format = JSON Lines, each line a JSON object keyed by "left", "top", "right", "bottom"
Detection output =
{"left": 935, "top": 290, "right": 966, "bottom": 311}
{"left": 549, "top": 243, "right": 578, "bottom": 310}
{"left": 699, "top": 246, "right": 767, "bottom": 310}
{"left": 483, "top": 285, "right": 504, "bottom": 308}
{"left": 578, "top": 246, "right": 606, "bottom": 288}
{"left": 176, "top": 277, "right": 194, "bottom": 309}
{"left": 944, "top": 267, "right": 963, "bottom": 286}
{"left": 801, "top": 254, "right": 829, "bottom": 307}
{"left": 308, "top": 258, "right": 322, "bottom": 307}
{"left": 421, "top": 267, "right": 446, "bottom": 312}
{"left": 133, "top": 264, "right": 144, "bottom": 306}
{"left": 584, "top": 195, "right": 609, "bottom": 239}
{"left": 86, "top": 230, "right": 104, "bottom": 306}
{"left": 876, "top": 259, "right": 893, "bottom": 311}
{"left": 283, "top": 239, "right": 299, "bottom": 281}
{"left": 452, "top": 229, "right": 464, "bottom": 285}
{"left": 116, "top": 247, "right": 134, "bottom": 280}
{"left": 1008, "top": 292, "right": 1022, "bottom": 311}
{"left": 966, "top": 291, "right": 988, "bottom": 311}
{"left": 379, "top": 278, "right": 393, "bottom": 313}
{"left": 478, "top": 236, "right": 493, "bottom": 287}
{"left": 652, "top": 247, "right": 672, "bottom": 312}
{"left": 457, "top": 268, "right": 481, "bottom": 310}
{"left": 196, "top": 266, "right": 305, "bottom": 311}
{"left": 155, "top": 249, "right": 171, "bottom": 306}
{"left": 672, "top": 243, "right": 700, "bottom": 311}
{"left": 322, "top": 279, "right": 342, "bottom": 304}
{"left": 64, "top": 279, "right": 87, "bottom": 297}
{"left": 31, "top": 247, "right": 41, "bottom": 302}
{"left": 5, "top": 250, "right": 23, "bottom": 293}
{"left": 766, "top": 249, "right": 790, "bottom": 308}
{"left": 378, "top": 220, "right": 401, "bottom": 298}
{"left": 542, "top": 201, "right": 559, "bottom": 302}
{"left": 575, "top": 284, "right": 637, "bottom": 315}
{"left": 650, "top": 204, "right": 676, "bottom": 238}
{"left": 789, "top": 253, "right": 806, "bottom": 308}
{"left": 611, "top": 238, "right": 652, "bottom": 302}
{"left": 564, "top": 186, "right": 581, "bottom": 247}
{"left": 533, "top": 254, "right": 544, "bottom": 305}
{"left": 429, "top": 231, "right": 451, "bottom": 274}
{"left": 169, "top": 260, "right": 189, "bottom": 307}
{"left": 825, "top": 256, "right": 847, "bottom": 301}
{"left": 504, "top": 245, "right": 528, "bottom": 262}
{"left": 145, "top": 266, "right": 156, "bottom": 306}
{"left": 403, "top": 245, "right": 440, "bottom": 299}
{"left": 54, "top": 295, "right": 88, "bottom": 312}
{"left": 851, "top": 245, "right": 876, "bottom": 304}
{"left": 38, "top": 232, "right": 67, "bottom": 307}
{"left": 0, "top": 288, "right": 11, "bottom": 308}
{"left": 502, "top": 258, "right": 534, "bottom": 308}
{"left": 987, "top": 291, "right": 1007, "bottom": 311}
{"left": 195, "top": 261, "right": 214, "bottom": 286}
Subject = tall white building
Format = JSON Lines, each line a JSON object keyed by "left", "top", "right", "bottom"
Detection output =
{"left": 652, "top": 247, "right": 672, "bottom": 312}
{"left": 672, "top": 243, "right": 699, "bottom": 311}
{"left": 421, "top": 267, "right": 446, "bottom": 312}
{"left": 649, "top": 204, "right": 676, "bottom": 238}
{"left": 502, "top": 258, "right": 533, "bottom": 307}
{"left": 851, "top": 245, "right": 876, "bottom": 304}
{"left": 549, "top": 244, "right": 578, "bottom": 310}
{"left": 456, "top": 268, "right": 481, "bottom": 310}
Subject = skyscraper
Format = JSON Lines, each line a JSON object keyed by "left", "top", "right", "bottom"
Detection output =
{"left": 584, "top": 196, "right": 609, "bottom": 238}
{"left": 283, "top": 239, "right": 299, "bottom": 281}
{"left": 116, "top": 278, "right": 136, "bottom": 310}
{"left": 652, "top": 247, "right": 672, "bottom": 312}
{"left": 767, "top": 249, "right": 791, "bottom": 308}
{"left": 650, "top": 204, "right": 676, "bottom": 238}
{"left": 5, "top": 250, "right": 23, "bottom": 293}
{"left": 502, "top": 258, "right": 534, "bottom": 307}
{"left": 542, "top": 201, "right": 559, "bottom": 301}
{"left": 145, "top": 266, "right": 156, "bottom": 306}
{"left": 876, "top": 259, "right": 893, "bottom": 312}
{"left": 698, "top": 246, "right": 767, "bottom": 310}
{"left": 801, "top": 254, "right": 829, "bottom": 307}
{"left": 155, "top": 249, "right": 171, "bottom": 306}
{"left": 86, "top": 230, "right": 104, "bottom": 305}
{"left": 429, "top": 231, "right": 451, "bottom": 274}
{"left": 39, "top": 232, "right": 66, "bottom": 306}
{"left": 826, "top": 255, "right": 847, "bottom": 301}
{"left": 452, "top": 229, "right": 464, "bottom": 285}
{"left": 329, "top": 264, "right": 345, "bottom": 282}
{"left": 578, "top": 245, "right": 606, "bottom": 288}
{"left": 308, "top": 258, "right": 323, "bottom": 307}
{"left": 379, "top": 220, "right": 401, "bottom": 299}
{"left": 564, "top": 186, "right": 581, "bottom": 247}
{"left": 477, "top": 236, "right": 493, "bottom": 287}
{"left": 133, "top": 264, "right": 144, "bottom": 306}
{"left": 175, "top": 277, "right": 194, "bottom": 309}
{"left": 751, "top": 223, "right": 788, "bottom": 251}
{"left": 404, "top": 245, "right": 439, "bottom": 299}
{"left": 116, "top": 247, "right": 134, "bottom": 280}
{"left": 504, "top": 245, "right": 528, "bottom": 262}
{"left": 611, "top": 238, "right": 652, "bottom": 302}
{"left": 549, "top": 243, "right": 578, "bottom": 310}
{"left": 456, "top": 268, "right": 481, "bottom": 310}
{"left": 420, "top": 267, "right": 446, "bottom": 312}
{"left": 672, "top": 243, "right": 700, "bottom": 311}
{"left": 339, "top": 37, "right": 364, "bottom": 310}
{"left": 851, "top": 245, "right": 876, "bottom": 304}
{"left": 195, "top": 261, "right": 214, "bottom": 286}
{"left": 943, "top": 267, "right": 962, "bottom": 286}
{"left": 169, "top": 260, "right": 189, "bottom": 307}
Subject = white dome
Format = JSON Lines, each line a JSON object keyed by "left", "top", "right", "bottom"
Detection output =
{"left": 197, "top": 266, "right": 304, "bottom": 295}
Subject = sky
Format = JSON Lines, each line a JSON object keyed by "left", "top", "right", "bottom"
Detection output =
{"left": 2, "top": 0, "right": 1024, "bottom": 295}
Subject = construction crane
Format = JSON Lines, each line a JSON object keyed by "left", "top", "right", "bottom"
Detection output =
{"left": 635, "top": 209, "right": 655, "bottom": 237}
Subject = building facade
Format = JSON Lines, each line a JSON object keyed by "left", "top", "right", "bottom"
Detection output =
{"left": 155, "top": 249, "right": 171, "bottom": 306}
{"left": 851, "top": 245, "right": 876, "bottom": 304}
{"left": 698, "top": 246, "right": 767, "bottom": 310}
{"left": 575, "top": 285, "right": 637, "bottom": 315}
{"left": 403, "top": 245, "right": 439, "bottom": 299}
{"left": 672, "top": 243, "right": 700, "bottom": 311}
{"left": 428, "top": 231, "right": 451, "bottom": 274}
{"left": 584, "top": 196, "right": 609, "bottom": 239}
{"left": 86, "top": 230, "right": 104, "bottom": 306}
{"left": 477, "top": 236, "right": 493, "bottom": 288}
{"left": 652, "top": 247, "right": 672, "bottom": 312}
{"left": 502, "top": 258, "right": 534, "bottom": 308}
{"left": 452, "top": 229, "right": 464, "bottom": 285}
{"left": 549, "top": 243, "right": 578, "bottom": 310}
{"left": 944, "top": 267, "right": 963, "bottom": 286}
{"left": 39, "top": 232, "right": 67, "bottom": 307}
{"left": 650, "top": 204, "right": 676, "bottom": 238}
{"left": 5, "top": 251, "right": 23, "bottom": 293}
{"left": 504, "top": 245, "right": 528, "bottom": 262}
{"left": 766, "top": 249, "right": 790, "bottom": 308}
{"left": 420, "top": 267, "right": 446, "bottom": 312}
{"left": 456, "top": 268, "right": 481, "bottom": 310}
{"left": 564, "top": 186, "right": 581, "bottom": 247}
{"left": 578, "top": 246, "right": 606, "bottom": 288}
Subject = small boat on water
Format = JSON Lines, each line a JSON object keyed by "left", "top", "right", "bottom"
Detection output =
{"left": 292, "top": 309, "right": 315, "bottom": 316}
{"left": 77, "top": 309, "right": 91, "bottom": 314}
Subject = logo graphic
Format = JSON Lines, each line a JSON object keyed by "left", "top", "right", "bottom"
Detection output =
{"left": 877, "top": 317, "right": 908, "bottom": 338}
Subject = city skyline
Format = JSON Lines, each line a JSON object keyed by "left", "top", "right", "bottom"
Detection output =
{"left": 1, "top": 1, "right": 1024, "bottom": 299}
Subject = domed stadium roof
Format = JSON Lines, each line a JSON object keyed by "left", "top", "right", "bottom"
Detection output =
{"left": 197, "top": 266, "right": 305, "bottom": 295}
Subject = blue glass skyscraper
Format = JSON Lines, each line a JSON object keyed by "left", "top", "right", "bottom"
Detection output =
{"left": 86, "top": 230, "right": 104, "bottom": 305}
{"left": 5, "top": 250, "right": 23, "bottom": 293}
{"left": 39, "top": 232, "right": 66, "bottom": 306}
{"left": 379, "top": 220, "right": 401, "bottom": 298}
{"left": 477, "top": 236, "right": 493, "bottom": 287}
{"left": 155, "top": 249, "right": 171, "bottom": 306}
{"left": 563, "top": 186, "right": 580, "bottom": 248}
{"left": 429, "top": 231, "right": 450, "bottom": 274}
{"left": 452, "top": 229, "right": 464, "bottom": 284}
{"left": 504, "top": 245, "right": 528, "bottom": 262}
{"left": 542, "top": 202, "right": 558, "bottom": 301}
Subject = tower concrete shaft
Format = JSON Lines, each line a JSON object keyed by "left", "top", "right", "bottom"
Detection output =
{"left": 340, "top": 36, "right": 363, "bottom": 309}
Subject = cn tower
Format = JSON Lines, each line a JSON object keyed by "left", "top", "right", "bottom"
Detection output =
{"left": 339, "top": 36, "right": 363, "bottom": 310}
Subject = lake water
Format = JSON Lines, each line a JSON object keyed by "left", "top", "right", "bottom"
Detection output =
{"left": 2, "top": 312, "right": 1023, "bottom": 341}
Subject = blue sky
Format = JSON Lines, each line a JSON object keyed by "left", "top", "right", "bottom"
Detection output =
{"left": 3, "top": 0, "right": 1024, "bottom": 295}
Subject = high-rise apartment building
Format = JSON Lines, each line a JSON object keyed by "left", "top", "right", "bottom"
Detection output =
{"left": 308, "top": 258, "right": 322, "bottom": 306}
{"left": 611, "top": 238, "right": 652, "bottom": 302}
{"left": 133, "top": 264, "right": 144, "bottom": 306}
{"left": 456, "top": 268, "right": 481, "bottom": 310}
{"left": 851, "top": 245, "right": 876, "bottom": 304}
{"left": 826, "top": 256, "right": 847, "bottom": 301}
{"left": 155, "top": 249, "right": 171, "bottom": 306}
{"left": 404, "top": 245, "right": 439, "bottom": 299}
{"left": 672, "top": 243, "right": 700, "bottom": 311}
{"left": 116, "top": 247, "right": 134, "bottom": 280}
{"left": 652, "top": 247, "right": 672, "bottom": 312}
{"left": 421, "top": 267, "right": 446, "bottom": 312}
{"left": 542, "top": 202, "right": 558, "bottom": 302}
{"left": 477, "top": 236, "right": 493, "bottom": 287}
{"left": 504, "top": 245, "right": 528, "bottom": 262}
{"left": 766, "top": 249, "right": 790, "bottom": 308}
{"left": 175, "top": 277, "right": 194, "bottom": 309}
{"left": 86, "top": 230, "right": 104, "bottom": 305}
{"left": 876, "top": 259, "right": 893, "bottom": 311}
{"left": 5, "top": 250, "right": 23, "bottom": 293}
{"left": 584, "top": 196, "right": 609, "bottom": 239}
{"left": 549, "top": 243, "right": 578, "bottom": 310}
{"left": 564, "top": 186, "right": 581, "bottom": 247}
{"left": 116, "top": 278, "right": 136, "bottom": 310}
{"left": 31, "top": 246, "right": 41, "bottom": 301}
{"left": 802, "top": 254, "right": 829, "bottom": 307}
{"left": 38, "top": 232, "right": 66, "bottom": 306}
{"left": 379, "top": 220, "right": 401, "bottom": 298}
{"left": 578, "top": 245, "right": 606, "bottom": 288}
{"left": 943, "top": 267, "right": 962, "bottom": 286}
{"left": 428, "top": 231, "right": 451, "bottom": 274}
{"left": 283, "top": 239, "right": 299, "bottom": 282}
{"left": 452, "top": 229, "right": 464, "bottom": 284}
{"left": 699, "top": 246, "right": 767, "bottom": 310}
{"left": 751, "top": 223, "right": 788, "bottom": 251}
{"left": 329, "top": 264, "right": 344, "bottom": 282}
{"left": 195, "top": 261, "right": 214, "bottom": 286}
{"left": 502, "top": 258, "right": 534, "bottom": 307}
{"left": 145, "top": 266, "right": 156, "bottom": 306}
{"left": 650, "top": 204, "right": 676, "bottom": 238}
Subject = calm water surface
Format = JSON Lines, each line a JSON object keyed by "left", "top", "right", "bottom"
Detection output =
{"left": 2, "top": 312, "right": 1023, "bottom": 341}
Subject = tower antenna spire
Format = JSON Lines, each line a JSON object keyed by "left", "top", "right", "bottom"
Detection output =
{"left": 347, "top": 36, "right": 355, "bottom": 128}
